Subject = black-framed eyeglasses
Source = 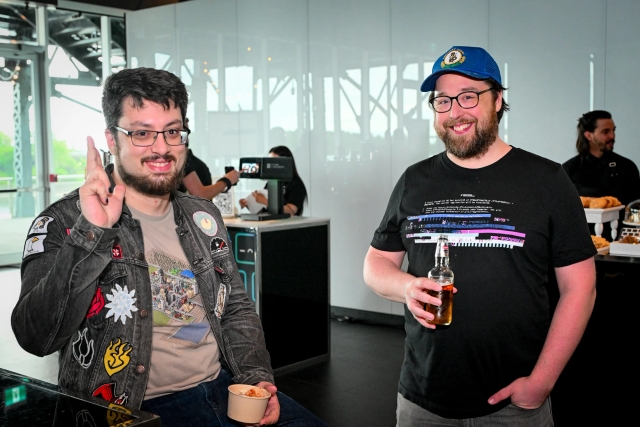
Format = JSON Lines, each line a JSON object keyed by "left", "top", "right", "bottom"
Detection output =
{"left": 115, "top": 126, "right": 190, "bottom": 147}
{"left": 429, "top": 88, "right": 493, "bottom": 113}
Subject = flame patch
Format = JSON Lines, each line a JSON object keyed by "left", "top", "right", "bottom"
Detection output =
{"left": 104, "top": 338, "right": 132, "bottom": 376}
{"left": 72, "top": 328, "right": 94, "bottom": 369}
{"left": 86, "top": 287, "right": 105, "bottom": 318}
{"left": 107, "top": 403, "right": 132, "bottom": 425}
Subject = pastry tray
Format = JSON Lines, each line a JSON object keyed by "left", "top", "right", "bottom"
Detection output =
{"left": 583, "top": 205, "right": 624, "bottom": 223}
{"left": 609, "top": 227, "right": 640, "bottom": 257}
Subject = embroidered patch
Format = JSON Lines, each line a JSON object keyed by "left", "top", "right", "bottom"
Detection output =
{"left": 86, "top": 288, "right": 105, "bottom": 318}
{"left": 104, "top": 338, "right": 132, "bottom": 376}
{"left": 75, "top": 410, "right": 96, "bottom": 427}
{"left": 30, "top": 216, "right": 53, "bottom": 234}
{"left": 441, "top": 48, "right": 466, "bottom": 69}
{"left": 214, "top": 284, "right": 227, "bottom": 318}
{"left": 72, "top": 328, "right": 94, "bottom": 369}
{"left": 23, "top": 235, "right": 47, "bottom": 258}
{"left": 92, "top": 382, "right": 129, "bottom": 405}
{"left": 66, "top": 228, "right": 71, "bottom": 235}
{"left": 112, "top": 244, "right": 123, "bottom": 259}
{"left": 192, "top": 211, "right": 218, "bottom": 236}
{"left": 105, "top": 284, "right": 138, "bottom": 324}
{"left": 210, "top": 237, "right": 228, "bottom": 253}
{"left": 107, "top": 403, "right": 132, "bottom": 424}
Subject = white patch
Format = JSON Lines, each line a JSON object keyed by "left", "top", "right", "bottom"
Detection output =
{"left": 192, "top": 211, "right": 218, "bottom": 236}
{"left": 30, "top": 216, "right": 54, "bottom": 234}
{"left": 105, "top": 284, "right": 139, "bottom": 325}
{"left": 23, "top": 235, "right": 47, "bottom": 258}
{"left": 72, "top": 328, "right": 95, "bottom": 369}
{"left": 214, "top": 284, "right": 227, "bottom": 318}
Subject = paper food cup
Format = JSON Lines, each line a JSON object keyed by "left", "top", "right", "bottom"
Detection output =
{"left": 227, "top": 384, "right": 271, "bottom": 424}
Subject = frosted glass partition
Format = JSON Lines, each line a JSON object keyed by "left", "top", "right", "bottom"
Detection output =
{"left": 490, "top": 0, "right": 607, "bottom": 164}
{"left": 126, "top": 0, "right": 640, "bottom": 316}
{"left": 605, "top": 0, "right": 640, "bottom": 165}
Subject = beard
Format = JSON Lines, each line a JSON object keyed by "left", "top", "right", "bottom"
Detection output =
{"left": 115, "top": 150, "right": 185, "bottom": 196}
{"left": 596, "top": 138, "right": 614, "bottom": 154}
{"left": 436, "top": 111, "right": 499, "bottom": 160}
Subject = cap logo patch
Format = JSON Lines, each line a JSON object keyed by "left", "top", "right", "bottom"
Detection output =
{"left": 441, "top": 49, "right": 466, "bottom": 69}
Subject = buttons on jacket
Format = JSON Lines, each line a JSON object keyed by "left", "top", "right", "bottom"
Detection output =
{"left": 136, "top": 365, "right": 145, "bottom": 374}
{"left": 85, "top": 231, "right": 95, "bottom": 241}
{"left": 139, "top": 309, "right": 148, "bottom": 318}
{"left": 137, "top": 253, "right": 145, "bottom": 261}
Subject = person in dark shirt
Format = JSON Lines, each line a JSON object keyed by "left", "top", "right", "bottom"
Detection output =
{"left": 239, "top": 145, "right": 308, "bottom": 216}
{"left": 178, "top": 119, "right": 240, "bottom": 199}
{"left": 562, "top": 110, "right": 640, "bottom": 207}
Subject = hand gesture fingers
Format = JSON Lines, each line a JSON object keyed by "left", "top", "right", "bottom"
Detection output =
{"left": 225, "top": 169, "right": 240, "bottom": 185}
{"left": 79, "top": 137, "right": 125, "bottom": 228}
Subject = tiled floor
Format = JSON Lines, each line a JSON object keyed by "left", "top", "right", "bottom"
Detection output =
{"left": 0, "top": 266, "right": 406, "bottom": 427}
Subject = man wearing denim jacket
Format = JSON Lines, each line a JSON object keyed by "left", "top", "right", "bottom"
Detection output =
{"left": 11, "top": 67, "right": 325, "bottom": 427}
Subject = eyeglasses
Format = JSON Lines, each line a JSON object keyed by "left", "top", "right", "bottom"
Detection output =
{"left": 429, "top": 88, "right": 493, "bottom": 113}
{"left": 115, "top": 126, "right": 190, "bottom": 147}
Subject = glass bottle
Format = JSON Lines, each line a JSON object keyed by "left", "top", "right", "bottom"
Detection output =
{"left": 425, "top": 235, "right": 454, "bottom": 326}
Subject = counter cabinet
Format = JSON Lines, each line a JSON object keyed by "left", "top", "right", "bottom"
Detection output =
{"left": 224, "top": 217, "right": 331, "bottom": 373}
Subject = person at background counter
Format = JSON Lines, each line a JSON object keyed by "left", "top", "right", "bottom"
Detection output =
{"left": 178, "top": 118, "right": 240, "bottom": 200}
{"left": 562, "top": 110, "right": 640, "bottom": 207}
{"left": 239, "top": 146, "right": 308, "bottom": 216}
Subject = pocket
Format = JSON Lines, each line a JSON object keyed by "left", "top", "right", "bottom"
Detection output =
{"left": 86, "top": 262, "right": 128, "bottom": 327}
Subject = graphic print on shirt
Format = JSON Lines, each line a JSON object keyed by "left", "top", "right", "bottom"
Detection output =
{"left": 148, "top": 250, "right": 211, "bottom": 346}
{"left": 403, "top": 194, "right": 526, "bottom": 248}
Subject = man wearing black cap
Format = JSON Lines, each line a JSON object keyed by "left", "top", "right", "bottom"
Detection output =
{"left": 363, "top": 46, "right": 596, "bottom": 425}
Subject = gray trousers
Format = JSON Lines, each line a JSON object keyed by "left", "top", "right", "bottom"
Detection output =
{"left": 397, "top": 393, "right": 554, "bottom": 427}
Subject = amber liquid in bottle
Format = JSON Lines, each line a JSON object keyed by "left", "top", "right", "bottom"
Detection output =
{"left": 425, "top": 235, "right": 454, "bottom": 326}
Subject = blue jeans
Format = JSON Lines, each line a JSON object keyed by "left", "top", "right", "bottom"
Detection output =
{"left": 396, "top": 393, "right": 554, "bottom": 427}
{"left": 140, "top": 369, "right": 327, "bottom": 427}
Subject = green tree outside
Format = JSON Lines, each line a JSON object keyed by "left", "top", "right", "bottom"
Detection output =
{"left": 0, "top": 130, "right": 86, "bottom": 179}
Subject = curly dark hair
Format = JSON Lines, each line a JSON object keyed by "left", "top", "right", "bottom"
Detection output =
{"left": 102, "top": 67, "right": 189, "bottom": 134}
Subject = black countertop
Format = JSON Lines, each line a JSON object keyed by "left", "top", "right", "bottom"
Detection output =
{"left": 0, "top": 368, "right": 160, "bottom": 426}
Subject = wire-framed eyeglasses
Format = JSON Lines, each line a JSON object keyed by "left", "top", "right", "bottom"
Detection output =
{"left": 115, "top": 126, "right": 190, "bottom": 147}
{"left": 429, "top": 88, "right": 493, "bottom": 113}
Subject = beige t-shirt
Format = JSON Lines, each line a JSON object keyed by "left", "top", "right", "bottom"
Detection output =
{"left": 129, "top": 204, "right": 221, "bottom": 400}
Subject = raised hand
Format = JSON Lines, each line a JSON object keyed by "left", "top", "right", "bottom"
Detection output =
{"left": 78, "top": 137, "right": 126, "bottom": 228}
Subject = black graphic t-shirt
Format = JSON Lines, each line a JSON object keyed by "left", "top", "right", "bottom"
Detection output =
{"left": 371, "top": 148, "right": 596, "bottom": 418}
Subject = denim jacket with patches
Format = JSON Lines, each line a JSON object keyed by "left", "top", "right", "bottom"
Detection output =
{"left": 11, "top": 165, "right": 273, "bottom": 410}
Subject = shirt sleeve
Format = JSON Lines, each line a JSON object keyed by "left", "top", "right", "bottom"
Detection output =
{"left": 283, "top": 178, "right": 307, "bottom": 215}
{"left": 370, "top": 172, "right": 407, "bottom": 252}
{"left": 550, "top": 166, "right": 597, "bottom": 267}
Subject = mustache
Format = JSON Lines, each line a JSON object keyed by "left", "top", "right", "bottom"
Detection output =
{"left": 140, "top": 154, "right": 177, "bottom": 164}
{"left": 443, "top": 118, "right": 477, "bottom": 127}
